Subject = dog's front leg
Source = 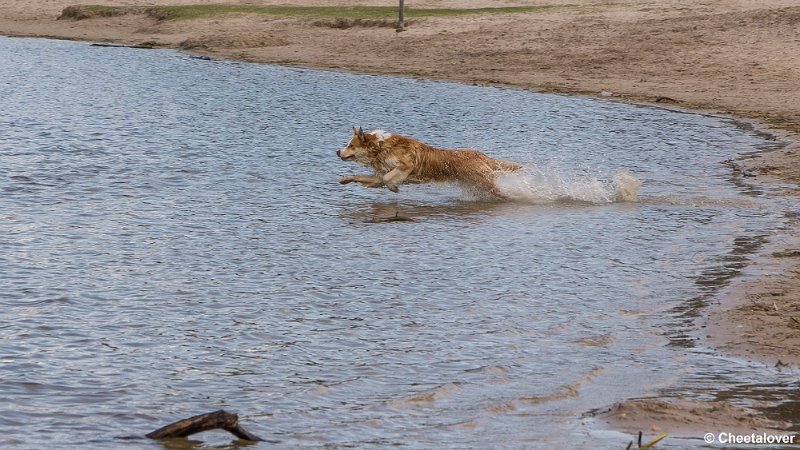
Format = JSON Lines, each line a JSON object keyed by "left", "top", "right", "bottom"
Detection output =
{"left": 340, "top": 175, "right": 385, "bottom": 188}
{"left": 382, "top": 168, "right": 413, "bottom": 193}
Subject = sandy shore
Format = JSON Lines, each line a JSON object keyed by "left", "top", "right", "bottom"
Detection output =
{"left": 2, "top": 0, "right": 799, "bottom": 437}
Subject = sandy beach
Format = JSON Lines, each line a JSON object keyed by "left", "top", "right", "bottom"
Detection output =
{"left": 2, "top": 0, "right": 799, "bottom": 436}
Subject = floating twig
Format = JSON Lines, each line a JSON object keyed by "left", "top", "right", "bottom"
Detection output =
{"left": 146, "top": 410, "right": 264, "bottom": 441}
{"left": 625, "top": 431, "right": 668, "bottom": 449}
{"left": 642, "top": 432, "right": 668, "bottom": 449}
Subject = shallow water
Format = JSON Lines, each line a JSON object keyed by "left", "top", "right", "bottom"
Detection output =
{"left": 0, "top": 36, "right": 796, "bottom": 448}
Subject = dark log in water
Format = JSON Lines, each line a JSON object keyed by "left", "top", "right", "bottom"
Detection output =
{"left": 146, "top": 410, "right": 264, "bottom": 441}
{"left": 90, "top": 43, "right": 154, "bottom": 49}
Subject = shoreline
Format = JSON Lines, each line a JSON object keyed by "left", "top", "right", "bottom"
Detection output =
{"left": 3, "top": 0, "right": 799, "bottom": 436}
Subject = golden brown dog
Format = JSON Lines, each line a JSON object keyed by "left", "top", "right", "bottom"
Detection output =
{"left": 337, "top": 128, "right": 522, "bottom": 198}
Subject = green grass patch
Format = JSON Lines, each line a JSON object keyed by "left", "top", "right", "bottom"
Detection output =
{"left": 60, "top": 4, "right": 558, "bottom": 21}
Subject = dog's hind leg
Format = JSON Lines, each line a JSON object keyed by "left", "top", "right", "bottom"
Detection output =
{"left": 466, "top": 173, "right": 509, "bottom": 200}
{"left": 482, "top": 182, "right": 509, "bottom": 200}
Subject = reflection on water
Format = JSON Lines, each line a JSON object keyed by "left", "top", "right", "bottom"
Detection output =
{"left": 0, "top": 36, "right": 794, "bottom": 448}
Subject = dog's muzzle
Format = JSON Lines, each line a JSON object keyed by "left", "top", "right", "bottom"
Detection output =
{"left": 337, "top": 150, "right": 355, "bottom": 161}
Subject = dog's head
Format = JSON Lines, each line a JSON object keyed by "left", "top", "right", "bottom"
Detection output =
{"left": 337, "top": 127, "right": 385, "bottom": 164}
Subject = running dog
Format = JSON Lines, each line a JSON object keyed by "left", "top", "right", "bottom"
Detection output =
{"left": 337, "top": 128, "right": 522, "bottom": 198}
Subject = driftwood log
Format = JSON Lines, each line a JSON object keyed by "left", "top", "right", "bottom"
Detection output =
{"left": 90, "top": 43, "right": 154, "bottom": 49}
{"left": 146, "top": 410, "right": 264, "bottom": 441}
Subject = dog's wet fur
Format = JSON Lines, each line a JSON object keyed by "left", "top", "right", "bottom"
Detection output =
{"left": 337, "top": 128, "right": 522, "bottom": 198}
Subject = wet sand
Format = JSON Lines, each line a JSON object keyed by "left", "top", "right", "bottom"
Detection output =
{"left": 597, "top": 397, "right": 789, "bottom": 437}
{"left": 2, "top": 0, "right": 799, "bottom": 437}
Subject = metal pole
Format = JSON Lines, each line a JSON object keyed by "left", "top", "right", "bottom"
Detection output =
{"left": 397, "top": 0, "right": 405, "bottom": 31}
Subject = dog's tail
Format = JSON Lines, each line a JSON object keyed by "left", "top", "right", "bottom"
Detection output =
{"left": 494, "top": 160, "right": 523, "bottom": 172}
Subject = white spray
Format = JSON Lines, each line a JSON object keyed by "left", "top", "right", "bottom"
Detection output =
{"left": 490, "top": 165, "right": 642, "bottom": 204}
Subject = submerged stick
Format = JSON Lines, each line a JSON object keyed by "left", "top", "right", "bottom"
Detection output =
{"left": 90, "top": 43, "right": 154, "bottom": 49}
{"left": 146, "top": 410, "right": 264, "bottom": 441}
{"left": 365, "top": 210, "right": 414, "bottom": 223}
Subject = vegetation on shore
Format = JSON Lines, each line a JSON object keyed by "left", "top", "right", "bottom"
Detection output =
{"left": 59, "top": 4, "right": 558, "bottom": 21}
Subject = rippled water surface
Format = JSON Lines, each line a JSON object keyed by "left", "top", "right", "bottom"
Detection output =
{"left": 0, "top": 37, "right": 794, "bottom": 448}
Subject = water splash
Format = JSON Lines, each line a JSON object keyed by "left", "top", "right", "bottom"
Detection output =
{"left": 491, "top": 165, "right": 642, "bottom": 204}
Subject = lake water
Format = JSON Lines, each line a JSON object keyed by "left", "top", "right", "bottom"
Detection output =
{"left": 0, "top": 36, "right": 796, "bottom": 448}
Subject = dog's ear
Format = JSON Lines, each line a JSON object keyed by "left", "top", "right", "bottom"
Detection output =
{"left": 357, "top": 127, "right": 366, "bottom": 141}
{"left": 351, "top": 126, "right": 364, "bottom": 143}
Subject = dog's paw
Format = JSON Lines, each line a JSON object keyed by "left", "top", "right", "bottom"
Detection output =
{"left": 386, "top": 182, "right": 399, "bottom": 193}
{"left": 339, "top": 176, "right": 354, "bottom": 185}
